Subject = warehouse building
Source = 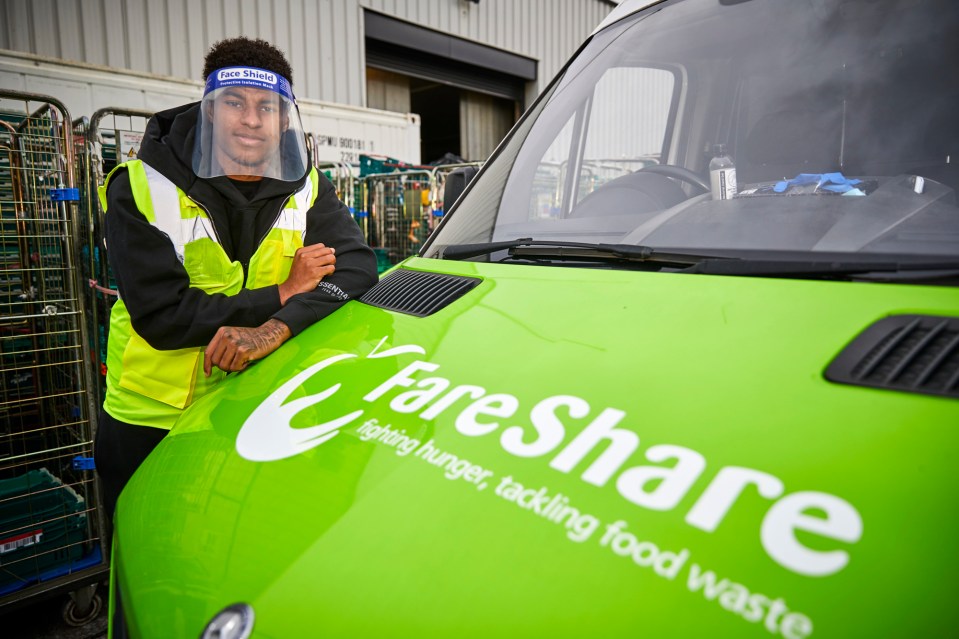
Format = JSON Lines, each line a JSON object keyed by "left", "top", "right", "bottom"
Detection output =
{"left": 0, "top": 0, "right": 618, "bottom": 164}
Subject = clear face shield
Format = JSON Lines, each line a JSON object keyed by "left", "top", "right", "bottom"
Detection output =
{"left": 194, "top": 66, "right": 309, "bottom": 181}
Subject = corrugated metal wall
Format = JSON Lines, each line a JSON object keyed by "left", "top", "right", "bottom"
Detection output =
{"left": 460, "top": 90, "right": 515, "bottom": 161}
{"left": 0, "top": 0, "right": 614, "bottom": 108}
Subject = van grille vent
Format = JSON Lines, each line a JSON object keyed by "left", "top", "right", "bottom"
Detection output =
{"left": 359, "top": 269, "right": 481, "bottom": 317}
{"left": 825, "top": 315, "right": 959, "bottom": 399}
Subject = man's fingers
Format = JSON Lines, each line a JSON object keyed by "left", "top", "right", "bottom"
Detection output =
{"left": 317, "top": 264, "right": 336, "bottom": 280}
{"left": 204, "top": 322, "right": 290, "bottom": 374}
{"left": 297, "top": 249, "right": 336, "bottom": 266}
{"left": 204, "top": 330, "right": 224, "bottom": 377}
{"left": 294, "top": 243, "right": 334, "bottom": 258}
{"left": 205, "top": 328, "right": 246, "bottom": 374}
{"left": 226, "top": 347, "right": 246, "bottom": 372}
{"left": 280, "top": 244, "right": 339, "bottom": 302}
{"left": 309, "top": 253, "right": 336, "bottom": 266}
{"left": 207, "top": 328, "right": 264, "bottom": 372}
{"left": 304, "top": 243, "right": 334, "bottom": 254}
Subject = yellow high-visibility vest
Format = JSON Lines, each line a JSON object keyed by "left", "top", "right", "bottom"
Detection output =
{"left": 99, "top": 160, "right": 319, "bottom": 429}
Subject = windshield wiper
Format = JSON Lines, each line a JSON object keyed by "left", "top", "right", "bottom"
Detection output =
{"left": 442, "top": 238, "right": 718, "bottom": 265}
{"left": 684, "top": 258, "right": 959, "bottom": 278}
{"left": 442, "top": 240, "right": 959, "bottom": 280}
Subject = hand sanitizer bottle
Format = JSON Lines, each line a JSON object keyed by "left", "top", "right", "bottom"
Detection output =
{"left": 709, "top": 144, "right": 737, "bottom": 200}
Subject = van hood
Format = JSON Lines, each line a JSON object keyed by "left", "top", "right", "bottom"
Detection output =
{"left": 115, "top": 257, "right": 959, "bottom": 638}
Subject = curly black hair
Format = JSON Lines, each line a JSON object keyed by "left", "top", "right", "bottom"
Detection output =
{"left": 202, "top": 37, "right": 294, "bottom": 85}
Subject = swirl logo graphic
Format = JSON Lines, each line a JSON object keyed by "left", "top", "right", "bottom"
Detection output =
{"left": 235, "top": 338, "right": 425, "bottom": 462}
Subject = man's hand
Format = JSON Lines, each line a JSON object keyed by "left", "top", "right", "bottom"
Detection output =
{"left": 204, "top": 318, "right": 293, "bottom": 376}
{"left": 278, "top": 244, "right": 336, "bottom": 305}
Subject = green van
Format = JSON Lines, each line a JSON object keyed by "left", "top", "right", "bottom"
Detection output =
{"left": 111, "top": 0, "right": 959, "bottom": 637}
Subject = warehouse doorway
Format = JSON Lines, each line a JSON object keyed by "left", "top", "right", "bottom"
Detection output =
{"left": 364, "top": 11, "right": 535, "bottom": 164}
{"left": 405, "top": 78, "right": 517, "bottom": 164}
{"left": 410, "top": 81, "right": 460, "bottom": 163}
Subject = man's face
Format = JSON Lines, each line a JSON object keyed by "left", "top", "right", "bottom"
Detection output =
{"left": 209, "top": 87, "right": 288, "bottom": 176}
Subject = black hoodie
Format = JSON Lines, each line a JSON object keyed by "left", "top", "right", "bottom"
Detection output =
{"left": 104, "top": 102, "right": 378, "bottom": 350}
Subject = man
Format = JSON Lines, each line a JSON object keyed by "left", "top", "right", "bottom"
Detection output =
{"left": 94, "top": 37, "right": 378, "bottom": 519}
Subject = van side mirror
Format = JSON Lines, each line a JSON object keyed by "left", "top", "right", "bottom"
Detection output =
{"left": 443, "top": 166, "right": 480, "bottom": 214}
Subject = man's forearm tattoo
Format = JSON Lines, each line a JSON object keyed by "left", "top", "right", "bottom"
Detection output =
{"left": 236, "top": 319, "right": 291, "bottom": 357}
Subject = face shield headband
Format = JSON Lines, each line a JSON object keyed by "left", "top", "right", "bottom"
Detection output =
{"left": 193, "top": 66, "right": 309, "bottom": 181}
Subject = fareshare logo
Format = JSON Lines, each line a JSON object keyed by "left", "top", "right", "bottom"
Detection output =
{"left": 235, "top": 337, "right": 424, "bottom": 462}
{"left": 236, "top": 337, "right": 863, "bottom": 578}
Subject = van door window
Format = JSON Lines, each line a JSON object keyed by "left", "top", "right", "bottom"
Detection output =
{"left": 577, "top": 67, "right": 675, "bottom": 205}
{"left": 527, "top": 66, "right": 676, "bottom": 221}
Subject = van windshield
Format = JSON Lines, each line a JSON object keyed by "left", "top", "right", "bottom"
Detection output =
{"left": 426, "top": 0, "right": 959, "bottom": 269}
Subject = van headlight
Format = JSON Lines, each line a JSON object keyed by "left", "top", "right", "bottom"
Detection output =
{"left": 199, "top": 603, "right": 255, "bottom": 639}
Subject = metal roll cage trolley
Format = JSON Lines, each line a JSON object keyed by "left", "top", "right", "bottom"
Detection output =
{"left": 0, "top": 90, "right": 124, "bottom": 626}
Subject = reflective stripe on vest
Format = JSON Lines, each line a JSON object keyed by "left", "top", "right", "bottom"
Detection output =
{"left": 100, "top": 160, "right": 319, "bottom": 428}
{"left": 140, "top": 162, "right": 314, "bottom": 264}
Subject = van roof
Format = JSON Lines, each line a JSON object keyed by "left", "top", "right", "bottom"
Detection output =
{"left": 591, "top": 0, "right": 659, "bottom": 36}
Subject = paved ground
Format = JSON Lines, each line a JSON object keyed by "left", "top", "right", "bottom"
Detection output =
{"left": 2, "top": 586, "right": 108, "bottom": 639}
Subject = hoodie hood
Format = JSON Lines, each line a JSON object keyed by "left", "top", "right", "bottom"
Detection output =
{"left": 138, "top": 102, "right": 202, "bottom": 192}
